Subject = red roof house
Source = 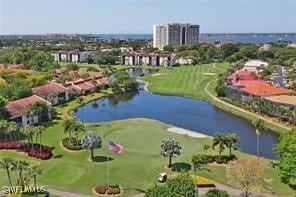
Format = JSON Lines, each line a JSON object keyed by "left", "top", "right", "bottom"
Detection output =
{"left": 32, "top": 83, "right": 68, "bottom": 98}
{"left": 241, "top": 84, "right": 293, "bottom": 96}
{"left": 5, "top": 95, "right": 51, "bottom": 119}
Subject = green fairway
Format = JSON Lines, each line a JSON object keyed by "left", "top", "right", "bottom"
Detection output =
{"left": 0, "top": 119, "right": 294, "bottom": 196}
{"left": 141, "top": 63, "right": 291, "bottom": 133}
{"left": 141, "top": 63, "right": 228, "bottom": 100}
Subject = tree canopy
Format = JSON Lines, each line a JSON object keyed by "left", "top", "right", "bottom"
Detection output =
{"left": 273, "top": 130, "right": 296, "bottom": 191}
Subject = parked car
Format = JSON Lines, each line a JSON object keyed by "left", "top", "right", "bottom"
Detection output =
{"left": 158, "top": 172, "right": 167, "bottom": 183}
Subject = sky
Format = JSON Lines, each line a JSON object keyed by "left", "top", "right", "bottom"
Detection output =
{"left": 0, "top": 0, "right": 296, "bottom": 34}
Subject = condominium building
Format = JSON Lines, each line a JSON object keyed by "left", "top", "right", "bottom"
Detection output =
{"left": 153, "top": 23, "right": 200, "bottom": 49}
{"left": 51, "top": 51, "right": 88, "bottom": 62}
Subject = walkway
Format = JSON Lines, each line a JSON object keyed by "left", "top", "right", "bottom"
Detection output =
{"left": 204, "top": 80, "right": 291, "bottom": 131}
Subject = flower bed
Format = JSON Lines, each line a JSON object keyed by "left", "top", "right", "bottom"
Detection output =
{"left": 94, "top": 184, "right": 122, "bottom": 196}
{"left": 61, "top": 138, "right": 83, "bottom": 151}
{"left": 0, "top": 141, "right": 53, "bottom": 160}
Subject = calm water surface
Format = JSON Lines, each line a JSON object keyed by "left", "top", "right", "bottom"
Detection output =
{"left": 75, "top": 84, "right": 279, "bottom": 159}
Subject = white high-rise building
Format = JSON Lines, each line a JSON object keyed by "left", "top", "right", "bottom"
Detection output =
{"left": 153, "top": 23, "right": 200, "bottom": 49}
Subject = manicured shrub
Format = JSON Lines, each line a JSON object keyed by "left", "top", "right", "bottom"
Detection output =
{"left": 95, "top": 184, "right": 108, "bottom": 194}
{"left": 62, "top": 138, "right": 83, "bottom": 150}
{"left": 205, "top": 189, "right": 229, "bottom": 197}
{"left": 94, "top": 184, "right": 121, "bottom": 195}
{"left": 192, "top": 154, "right": 236, "bottom": 164}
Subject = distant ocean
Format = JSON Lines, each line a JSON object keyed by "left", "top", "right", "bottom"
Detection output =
{"left": 95, "top": 33, "right": 296, "bottom": 43}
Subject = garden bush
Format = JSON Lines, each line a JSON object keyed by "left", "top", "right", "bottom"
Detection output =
{"left": 193, "top": 154, "right": 236, "bottom": 164}
{"left": 94, "top": 184, "right": 121, "bottom": 195}
{"left": 62, "top": 138, "right": 83, "bottom": 150}
{"left": 0, "top": 141, "right": 53, "bottom": 160}
{"left": 204, "top": 189, "right": 229, "bottom": 197}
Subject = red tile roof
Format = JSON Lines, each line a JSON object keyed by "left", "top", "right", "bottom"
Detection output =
{"left": 75, "top": 81, "right": 95, "bottom": 91}
{"left": 227, "top": 70, "right": 259, "bottom": 81}
{"left": 98, "top": 77, "right": 110, "bottom": 85}
{"left": 32, "top": 83, "right": 68, "bottom": 98}
{"left": 233, "top": 80, "right": 268, "bottom": 88}
{"left": 88, "top": 71, "right": 103, "bottom": 79}
{"left": 66, "top": 84, "right": 82, "bottom": 93}
{"left": 241, "top": 84, "right": 293, "bottom": 96}
{"left": 5, "top": 95, "right": 50, "bottom": 118}
{"left": 0, "top": 64, "right": 23, "bottom": 70}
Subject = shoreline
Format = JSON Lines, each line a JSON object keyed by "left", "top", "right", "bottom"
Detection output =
{"left": 139, "top": 78, "right": 290, "bottom": 135}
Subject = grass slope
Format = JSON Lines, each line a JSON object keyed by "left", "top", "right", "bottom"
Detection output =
{"left": 0, "top": 119, "right": 294, "bottom": 196}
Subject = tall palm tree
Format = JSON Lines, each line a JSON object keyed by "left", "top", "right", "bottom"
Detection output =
{"left": 253, "top": 119, "right": 264, "bottom": 157}
{"left": 0, "top": 157, "right": 14, "bottom": 186}
{"left": 160, "top": 138, "right": 181, "bottom": 168}
{"left": 191, "top": 155, "right": 207, "bottom": 197}
{"left": 71, "top": 120, "right": 85, "bottom": 147}
{"left": 225, "top": 133, "right": 239, "bottom": 157}
{"left": 34, "top": 126, "right": 45, "bottom": 153}
{"left": 27, "top": 165, "right": 42, "bottom": 194}
{"left": 63, "top": 119, "right": 75, "bottom": 143}
{"left": 0, "top": 119, "right": 8, "bottom": 142}
{"left": 20, "top": 125, "right": 35, "bottom": 148}
{"left": 12, "top": 160, "right": 29, "bottom": 188}
{"left": 212, "top": 133, "right": 227, "bottom": 159}
{"left": 7, "top": 121, "right": 18, "bottom": 141}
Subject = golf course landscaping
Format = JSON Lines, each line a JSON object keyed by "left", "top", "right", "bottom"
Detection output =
{"left": 0, "top": 63, "right": 294, "bottom": 196}
{"left": 141, "top": 63, "right": 292, "bottom": 134}
{"left": 0, "top": 118, "right": 294, "bottom": 196}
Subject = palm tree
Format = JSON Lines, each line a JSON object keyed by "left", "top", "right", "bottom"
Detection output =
{"left": 27, "top": 102, "right": 48, "bottom": 123}
{"left": 21, "top": 125, "right": 35, "bottom": 148}
{"left": 0, "top": 119, "right": 8, "bottom": 142}
{"left": 192, "top": 155, "right": 207, "bottom": 197}
{"left": 212, "top": 133, "right": 227, "bottom": 159}
{"left": 12, "top": 160, "right": 29, "bottom": 188}
{"left": 0, "top": 157, "right": 14, "bottom": 186}
{"left": 160, "top": 138, "right": 181, "bottom": 168}
{"left": 253, "top": 119, "right": 264, "bottom": 157}
{"left": 225, "top": 133, "right": 239, "bottom": 157}
{"left": 81, "top": 131, "right": 102, "bottom": 160}
{"left": 27, "top": 165, "right": 42, "bottom": 195}
{"left": 72, "top": 121, "right": 85, "bottom": 147}
{"left": 34, "top": 126, "right": 45, "bottom": 153}
{"left": 7, "top": 121, "right": 18, "bottom": 141}
{"left": 63, "top": 119, "right": 75, "bottom": 143}
{"left": 203, "top": 144, "right": 210, "bottom": 153}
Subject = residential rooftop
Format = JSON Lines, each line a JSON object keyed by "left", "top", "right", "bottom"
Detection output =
{"left": 5, "top": 95, "right": 50, "bottom": 119}
{"left": 32, "top": 83, "right": 68, "bottom": 98}
{"left": 241, "top": 84, "right": 293, "bottom": 96}
{"left": 265, "top": 95, "right": 296, "bottom": 106}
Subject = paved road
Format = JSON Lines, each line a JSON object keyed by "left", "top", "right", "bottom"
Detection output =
{"left": 204, "top": 79, "right": 291, "bottom": 131}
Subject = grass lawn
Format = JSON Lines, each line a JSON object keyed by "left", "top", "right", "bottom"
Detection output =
{"left": 141, "top": 63, "right": 291, "bottom": 133}
{"left": 0, "top": 119, "right": 293, "bottom": 196}
{"left": 141, "top": 63, "right": 228, "bottom": 100}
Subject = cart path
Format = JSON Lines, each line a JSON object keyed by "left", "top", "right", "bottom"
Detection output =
{"left": 204, "top": 79, "right": 291, "bottom": 131}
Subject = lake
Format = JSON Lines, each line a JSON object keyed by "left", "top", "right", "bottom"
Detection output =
{"left": 74, "top": 83, "right": 279, "bottom": 159}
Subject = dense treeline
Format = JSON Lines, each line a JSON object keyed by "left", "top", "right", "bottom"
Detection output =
{"left": 173, "top": 43, "right": 296, "bottom": 66}
{"left": 0, "top": 47, "right": 60, "bottom": 71}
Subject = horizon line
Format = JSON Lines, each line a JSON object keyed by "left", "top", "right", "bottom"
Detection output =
{"left": 1, "top": 32, "right": 296, "bottom": 36}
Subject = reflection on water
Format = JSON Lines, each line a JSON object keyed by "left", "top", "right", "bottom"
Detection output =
{"left": 75, "top": 83, "right": 279, "bottom": 159}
